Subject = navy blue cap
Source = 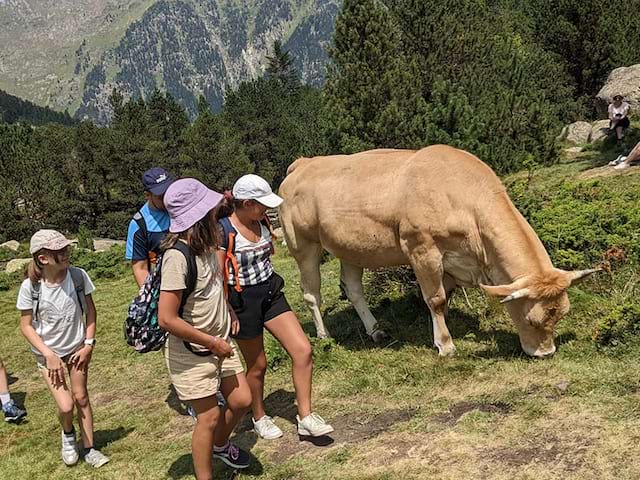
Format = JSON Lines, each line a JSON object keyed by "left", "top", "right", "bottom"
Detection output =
{"left": 142, "top": 167, "right": 174, "bottom": 195}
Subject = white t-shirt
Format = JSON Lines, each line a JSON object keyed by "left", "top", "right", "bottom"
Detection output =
{"left": 16, "top": 268, "right": 95, "bottom": 357}
{"left": 609, "top": 101, "right": 630, "bottom": 119}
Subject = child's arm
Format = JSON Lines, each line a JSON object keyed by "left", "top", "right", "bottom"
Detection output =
{"left": 19, "top": 311, "right": 65, "bottom": 385}
{"left": 158, "top": 290, "right": 233, "bottom": 357}
{"left": 69, "top": 294, "right": 96, "bottom": 370}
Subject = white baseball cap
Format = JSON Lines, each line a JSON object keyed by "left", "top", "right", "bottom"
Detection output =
{"left": 30, "top": 229, "right": 73, "bottom": 254}
{"left": 232, "top": 174, "right": 283, "bottom": 208}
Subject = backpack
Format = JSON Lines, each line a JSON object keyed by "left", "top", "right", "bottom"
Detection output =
{"left": 219, "top": 216, "right": 273, "bottom": 297}
{"left": 31, "top": 266, "right": 87, "bottom": 321}
{"left": 123, "top": 241, "right": 211, "bottom": 356}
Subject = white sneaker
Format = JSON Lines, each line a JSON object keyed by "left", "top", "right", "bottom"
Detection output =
{"left": 296, "top": 412, "right": 334, "bottom": 437}
{"left": 253, "top": 415, "right": 283, "bottom": 439}
{"left": 84, "top": 448, "right": 110, "bottom": 468}
{"left": 61, "top": 431, "right": 79, "bottom": 466}
{"left": 614, "top": 162, "right": 630, "bottom": 170}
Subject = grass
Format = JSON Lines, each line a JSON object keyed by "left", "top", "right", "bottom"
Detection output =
{"left": 2, "top": 152, "right": 640, "bottom": 479}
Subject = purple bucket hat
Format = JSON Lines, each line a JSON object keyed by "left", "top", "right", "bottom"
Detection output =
{"left": 164, "top": 178, "right": 223, "bottom": 233}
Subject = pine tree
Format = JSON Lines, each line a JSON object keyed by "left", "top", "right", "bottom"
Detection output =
{"left": 324, "top": 0, "right": 429, "bottom": 153}
{"left": 265, "top": 41, "right": 299, "bottom": 92}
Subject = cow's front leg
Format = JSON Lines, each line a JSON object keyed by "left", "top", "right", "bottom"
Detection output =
{"left": 410, "top": 252, "right": 456, "bottom": 356}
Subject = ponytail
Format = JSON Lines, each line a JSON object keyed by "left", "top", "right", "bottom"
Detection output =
{"left": 215, "top": 190, "right": 240, "bottom": 220}
{"left": 27, "top": 254, "right": 43, "bottom": 283}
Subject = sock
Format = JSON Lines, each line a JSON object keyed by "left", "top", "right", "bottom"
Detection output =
{"left": 83, "top": 446, "right": 94, "bottom": 455}
{"left": 0, "top": 392, "right": 10, "bottom": 406}
{"left": 213, "top": 442, "right": 229, "bottom": 452}
{"left": 63, "top": 426, "right": 75, "bottom": 436}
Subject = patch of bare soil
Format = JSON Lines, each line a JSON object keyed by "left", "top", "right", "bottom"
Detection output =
{"left": 432, "top": 401, "right": 512, "bottom": 425}
{"left": 577, "top": 164, "right": 639, "bottom": 179}
{"left": 269, "top": 408, "right": 417, "bottom": 462}
{"left": 485, "top": 434, "right": 593, "bottom": 472}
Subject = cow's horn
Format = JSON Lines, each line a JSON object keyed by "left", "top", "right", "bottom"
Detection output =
{"left": 568, "top": 268, "right": 601, "bottom": 284}
{"left": 500, "top": 288, "right": 531, "bottom": 303}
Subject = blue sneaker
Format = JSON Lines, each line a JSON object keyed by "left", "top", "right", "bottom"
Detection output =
{"left": 3, "top": 400, "right": 27, "bottom": 423}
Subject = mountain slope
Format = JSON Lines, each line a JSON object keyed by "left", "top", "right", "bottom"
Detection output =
{"left": 0, "top": 0, "right": 340, "bottom": 124}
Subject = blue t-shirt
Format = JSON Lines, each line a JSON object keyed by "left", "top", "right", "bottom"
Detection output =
{"left": 125, "top": 203, "right": 171, "bottom": 265}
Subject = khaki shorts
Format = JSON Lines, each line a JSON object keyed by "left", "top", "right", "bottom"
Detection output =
{"left": 164, "top": 336, "right": 244, "bottom": 401}
{"left": 34, "top": 345, "right": 83, "bottom": 370}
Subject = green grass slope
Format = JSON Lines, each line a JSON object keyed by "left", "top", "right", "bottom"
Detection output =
{"left": 2, "top": 144, "right": 640, "bottom": 479}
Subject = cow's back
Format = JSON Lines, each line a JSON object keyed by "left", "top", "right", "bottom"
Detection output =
{"left": 279, "top": 145, "right": 504, "bottom": 268}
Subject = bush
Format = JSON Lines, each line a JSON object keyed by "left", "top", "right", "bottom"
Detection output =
{"left": 71, "top": 245, "right": 128, "bottom": 280}
{"left": 77, "top": 225, "right": 95, "bottom": 251}
{"left": 0, "top": 271, "right": 21, "bottom": 291}
{"left": 592, "top": 302, "right": 640, "bottom": 348}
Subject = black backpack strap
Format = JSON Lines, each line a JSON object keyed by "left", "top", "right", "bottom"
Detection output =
{"left": 170, "top": 241, "right": 197, "bottom": 317}
{"left": 133, "top": 210, "right": 150, "bottom": 268}
{"left": 218, "top": 216, "right": 235, "bottom": 250}
{"left": 68, "top": 266, "right": 87, "bottom": 316}
{"left": 169, "top": 242, "right": 211, "bottom": 357}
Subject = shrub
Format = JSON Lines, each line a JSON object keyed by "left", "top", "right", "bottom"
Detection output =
{"left": 592, "top": 302, "right": 640, "bottom": 348}
{"left": 71, "top": 245, "right": 128, "bottom": 280}
{"left": 77, "top": 225, "right": 95, "bottom": 251}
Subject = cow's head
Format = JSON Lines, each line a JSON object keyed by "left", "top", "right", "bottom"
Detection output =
{"left": 480, "top": 269, "right": 599, "bottom": 357}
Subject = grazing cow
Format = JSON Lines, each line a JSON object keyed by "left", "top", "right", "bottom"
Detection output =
{"left": 278, "top": 145, "right": 597, "bottom": 357}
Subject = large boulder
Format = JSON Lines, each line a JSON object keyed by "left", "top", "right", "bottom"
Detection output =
{"left": 563, "top": 121, "right": 592, "bottom": 145}
{"left": 6, "top": 258, "right": 31, "bottom": 274}
{"left": 596, "top": 64, "right": 640, "bottom": 116}
{"left": 0, "top": 240, "right": 20, "bottom": 251}
{"left": 590, "top": 119, "right": 611, "bottom": 143}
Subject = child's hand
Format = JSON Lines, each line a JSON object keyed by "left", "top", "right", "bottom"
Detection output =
{"left": 69, "top": 346, "right": 93, "bottom": 371}
{"left": 45, "top": 353, "right": 65, "bottom": 385}
{"left": 207, "top": 336, "right": 233, "bottom": 358}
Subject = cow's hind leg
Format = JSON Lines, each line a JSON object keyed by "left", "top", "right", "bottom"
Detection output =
{"left": 410, "top": 252, "right": 456, "bottom": 356}
{"left": 291, "top": 240, "right": 329, "bottom": 339}
{"left": 340, "top": 261, "right": 388, "bottom": 343}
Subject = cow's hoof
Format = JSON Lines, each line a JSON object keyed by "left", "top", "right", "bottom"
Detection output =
{"left": 437, "top": 343, "right": 457, "bottom": 357}
{"left": 371, "top": 329, "right": 390, "bottom": 343}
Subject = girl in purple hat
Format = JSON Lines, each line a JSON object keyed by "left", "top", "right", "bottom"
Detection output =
{"left": 157, "top": 179, "right": 252, "bottom": 479}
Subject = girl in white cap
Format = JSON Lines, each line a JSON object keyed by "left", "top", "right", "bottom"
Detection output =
{"left": 17, "top": 229, "right": 109, "bottom": 468}
{"left": 217, "top": 174, "right": 334, "bottom": 440}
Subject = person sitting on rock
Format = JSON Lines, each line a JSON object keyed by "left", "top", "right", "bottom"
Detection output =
{"left": 608, "top": 94, "right": 631, "bottom": 143}
{"left": 611, "top": 141, "right": 640, "bottom": 170}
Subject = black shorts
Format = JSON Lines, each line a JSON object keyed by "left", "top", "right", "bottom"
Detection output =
{"left": 611, "top": 117, "right": 630, "bottom": 129}
{"left": 228, "top": 273, "right": 292, "bottom": 340}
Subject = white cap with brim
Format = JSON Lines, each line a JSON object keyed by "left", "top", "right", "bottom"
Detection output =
{"left": 233, "top": 174, "right": 283, "bottom": 208}
{"left": 30, "top": 229, "right": 73, "bottom": 254}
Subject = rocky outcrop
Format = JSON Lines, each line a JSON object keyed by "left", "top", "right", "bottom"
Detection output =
{"left": 5, "top": 258, "right": 31, "bottom": 274}
{"left": 562, "top": 121, "right": 592, "bottom": 145}
{"left": 590, "top": 120, "right": 611, "bottom": 143}
{"left": 0, "top": 240, "right": 20, "bottom": 251}
{"left": 596, "top": 64, "right": 640, "bottom": 116}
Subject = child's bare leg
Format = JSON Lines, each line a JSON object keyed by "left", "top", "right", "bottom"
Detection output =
{"left": 191, "top": 395, "right": 221, "bottom": 480}
{"left": 68, "top": 364, "right": 94, "bottom": 448}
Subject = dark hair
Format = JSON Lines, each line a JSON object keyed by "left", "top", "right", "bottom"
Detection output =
{"left": 160, "top": 209, "right": 221, "bottom": 256}
{"left": 215, "top": 190, "right": 246, "bottom": 220}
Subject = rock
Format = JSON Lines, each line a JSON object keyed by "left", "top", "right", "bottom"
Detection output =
{"left": 590, "top": 119, "right": 611, "bottom": 143}
{"left": 92, "top": 238, "right": 125, "bottom": 252}
{"left": 5, "top": 258, "right": 31, "bottom": 274}
{"left": 564, "top": 146, "right": 583, "bottom": 154}
{"left": 564, "top": 121, "right": 592, "bottom": 145}
{"left": 0, "top": 240, "right": 20, "bottom": 251}
{"left": 595, "top": 64, "right": 640, "bottom": 116}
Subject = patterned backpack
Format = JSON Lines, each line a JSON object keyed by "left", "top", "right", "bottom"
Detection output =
{"left": 124, "top": 242, "right": 197, "bottom": 353}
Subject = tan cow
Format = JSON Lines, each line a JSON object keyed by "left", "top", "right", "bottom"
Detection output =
{"left": 278, "top": 145, "right": 597, "bottom": 358}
